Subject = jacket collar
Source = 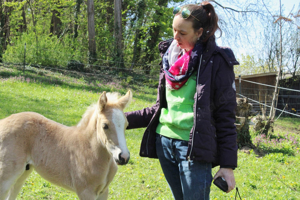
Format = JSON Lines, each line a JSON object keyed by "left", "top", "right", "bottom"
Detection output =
{"left": 158, "top": 36, "right": 239, "bottom": 67}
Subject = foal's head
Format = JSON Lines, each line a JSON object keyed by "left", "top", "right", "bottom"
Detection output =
{"left": 96, "top": 90, "right": 132, "bottom": 165}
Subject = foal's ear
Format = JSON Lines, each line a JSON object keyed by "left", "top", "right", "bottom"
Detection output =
{"left": 118, "top": 90, "right": 132, "bottom": 110}
{"left": 98, "top": 91, "right": 108, "bottom": 112}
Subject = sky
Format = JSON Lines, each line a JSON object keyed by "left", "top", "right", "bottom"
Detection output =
{"left": 215, "top": 0, "right": 300, "bottom": 60}
{"left": 280, "top": 0, "right": 300, "bottom": 14}
{"left": 170, "top": 0, "right": 300, "bottom": 62}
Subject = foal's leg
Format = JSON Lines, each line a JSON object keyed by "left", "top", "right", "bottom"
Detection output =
{"left": 0, "top": 166, "right": 25, "bottom": 200}
{"left": 77, "top": 188, "right": 97, "bottom": 200}
{"left": 96, "top": 188, "right": 108, "bottom": 200}
{"left": 0, "top": 162, "right": 24, "bottom": 200}
{"left": 6, "top": 166, "right": 33, "bottom": 200}
{"left": 0, "top": 180, "right": 11, "bottom": 200}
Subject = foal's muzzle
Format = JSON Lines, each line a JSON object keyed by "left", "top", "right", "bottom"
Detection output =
{"left": 116, "top": 153, "right": 130, "bottom": 165}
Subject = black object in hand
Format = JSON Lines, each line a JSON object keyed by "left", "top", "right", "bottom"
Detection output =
{"left": 213, "top": 177, "right": 228, "bottom": 192}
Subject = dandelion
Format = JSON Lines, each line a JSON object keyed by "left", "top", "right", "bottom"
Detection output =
{"left": 282, "top": 176, "right": 285, "bottom": 179}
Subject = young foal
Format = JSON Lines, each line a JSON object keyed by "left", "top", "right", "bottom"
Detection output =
{"left": 0, "top": 90, "right": 132, "bottom": 200}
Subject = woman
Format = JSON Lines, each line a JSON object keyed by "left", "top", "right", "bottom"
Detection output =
{"left": 126, "top": 2, "right": 238, "bottom": 199}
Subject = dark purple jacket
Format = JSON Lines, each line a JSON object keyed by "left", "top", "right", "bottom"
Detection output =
{"left": 126, "top": 36, "right": 239, "bottom": 168}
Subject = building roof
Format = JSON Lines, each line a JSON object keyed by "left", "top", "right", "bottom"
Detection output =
{"left": 235, "top": 72, "right": 278, "bottom": 80}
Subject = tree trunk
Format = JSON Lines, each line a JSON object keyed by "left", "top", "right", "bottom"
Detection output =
{"left": 50, "top": 7, "right": 62, "bottom": 36}
{"left": 236, "top": 97, "right": 256, "bottom": 147}
{"left": 106, "top": 0, "right": 114, "bottom": 34}
{"left": 0, "top": 0, "right": 4, "bottom": 61}
{"left": 19, "top": 3, "right": 27, "bottom": 33}
{"left": 144, "top": 0, "right": 168, "bottom": 74}
{"left": 1, "top": 0, "right": 12, "bottom": 55}
{"left": 87, "top": 0, "right": 97, "bottom": 64}
{"left": 74, "top": 0, "right": 82, "bottom": 39}
{"left": 27, "top": 0, "right": 39, "bottom": 62}
{"left": 114, "top": 0, "right": 124, "bottom": 68}
{"left": 130, "top": 0, "right": 146, "bottom": 69}
{"left": 266, "top": 0, "right": 283, "bottom": 135}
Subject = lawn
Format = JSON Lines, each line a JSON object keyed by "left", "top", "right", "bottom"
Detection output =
{"left": 0, "top": 64, "right": 299, "bottom": 200}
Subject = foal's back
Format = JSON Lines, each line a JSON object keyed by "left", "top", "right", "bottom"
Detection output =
{"left": 0, "top": 111, "right": 116, "bottom": 194}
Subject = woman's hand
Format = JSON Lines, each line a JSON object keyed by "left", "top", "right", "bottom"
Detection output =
{"left": 213, "top": 168, "right": 235, "bottom": 193}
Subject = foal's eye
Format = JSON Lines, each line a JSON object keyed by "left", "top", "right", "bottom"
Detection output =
{"left": 102, "top": 123, "right": 109, "bottom": 129}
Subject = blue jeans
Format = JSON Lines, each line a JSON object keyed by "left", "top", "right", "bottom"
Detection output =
{"left": 156, "top": 134, "right": 212, "bottom": 200}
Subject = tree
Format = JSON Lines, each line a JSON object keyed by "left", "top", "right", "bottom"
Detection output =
{"left": 114, "top": 0, "right": 124, "bottom": 68}
{"left": 143, "top": 0, "right": 170, "bottom": 74}
{"left": 285, "top": 11, "right": 300, "bottom": 77}
{"left": 130, "top": 0, "right": 146, "bottom": 69}
{"left": 235, "top": 54, "right": 270, "bottom": 76}
{"left": 50, "top": 1, "right": 63, "bottom": 37}
{"left": 87, "top": 0, "right": 97, "bottom": 64}
{"left": 74, "top": 0, "right": 83, "bottom": 39}
{"left": 0, "top": 0, "right": 4, "bottom": 61}
{"left": 1, "top": 0, "right": 13, "bottom": 55}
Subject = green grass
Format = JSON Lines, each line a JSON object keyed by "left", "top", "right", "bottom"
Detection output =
{"left": 1, "top": 64, "right": 300, "bottom": 199}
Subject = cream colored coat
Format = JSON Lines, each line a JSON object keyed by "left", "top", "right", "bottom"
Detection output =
{"left": 0, "top": 91, "right": 132, "bottom": 200}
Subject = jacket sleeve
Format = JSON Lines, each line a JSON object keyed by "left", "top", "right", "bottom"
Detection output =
{"left": 125, "top": 102, "right": 159, "bottom": 129}
{"left": 125, "top": 77, "right": 162, "bottom": 129}
{"left": 213, "top": 49, "right": 238, "bottom": 168}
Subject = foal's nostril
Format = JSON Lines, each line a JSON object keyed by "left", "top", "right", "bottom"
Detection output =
{"left": 118, "top": 153, "right": 130, "bottom": 165}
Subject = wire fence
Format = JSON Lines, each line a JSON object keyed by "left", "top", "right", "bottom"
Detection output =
{"left": 238, "top": 76, "right": 300, "bottom": 118}
{"left": 237, "top": 93, "right": 300, "bottom": 118}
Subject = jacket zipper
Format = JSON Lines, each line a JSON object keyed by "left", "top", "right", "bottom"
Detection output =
{"left": 187, "top": 54, "right": 203, "bottom": 164}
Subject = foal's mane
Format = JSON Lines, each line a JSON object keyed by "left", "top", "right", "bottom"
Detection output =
{"left": 77, "top": 92, "right": 121, "bottom": 129}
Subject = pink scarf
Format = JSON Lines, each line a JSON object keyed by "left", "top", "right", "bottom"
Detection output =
{"left": 165, "top": 49, "right": 192, "bottom": 90}
{"left": 163, "top": 40, "right": 203, "bottom": 90}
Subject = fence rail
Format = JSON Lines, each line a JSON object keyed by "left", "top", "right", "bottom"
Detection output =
{"left": 237, "top": 74, "right": 300, "bottom": 118}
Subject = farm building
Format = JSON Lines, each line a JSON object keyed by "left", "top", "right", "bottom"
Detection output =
{"left": 235, "top": 72, "right": 300, "bottom": 116}
{"left": 235, "top": 72, "right": 277, "bottom": 116}
{"left": 278, "top": 75, "right": 300, "bottom": 116}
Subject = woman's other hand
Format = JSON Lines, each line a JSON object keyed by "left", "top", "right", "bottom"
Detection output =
{"left": 213, "top": 168, "right": 236, "bottom": 193}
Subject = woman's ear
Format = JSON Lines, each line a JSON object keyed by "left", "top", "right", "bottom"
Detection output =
{"left": 197, "top": 28, "right": 203, "bottom": 38}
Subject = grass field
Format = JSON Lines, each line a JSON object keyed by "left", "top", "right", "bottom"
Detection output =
{"left": 0, "top": 64, "right": 300, "bottom": 200}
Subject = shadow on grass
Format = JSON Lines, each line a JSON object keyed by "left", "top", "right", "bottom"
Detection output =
{"left": 254, "top": 134, "right": 296, "bottom": 157}
{"left": 0, "top": 65, "right": 157, "bottom": 103}
{"left": 261, "top": 147, "right": 295, "bottom": 156}
{"left": 0, "top": 88, "right": 88, "bottom": 126}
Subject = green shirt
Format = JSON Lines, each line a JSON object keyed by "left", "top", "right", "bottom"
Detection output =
{"left": 156, "top": 72, "right": 197, "bottom": 141}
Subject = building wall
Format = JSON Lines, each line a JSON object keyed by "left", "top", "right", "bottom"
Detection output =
{"left": 235, "top": 74, "right": 277, "bottom": 115}
{"left": 235, "top": 73, "right": 300, "bottom": 116}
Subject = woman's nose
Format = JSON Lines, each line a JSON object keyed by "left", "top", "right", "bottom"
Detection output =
{"left": 174, "top": 31, "right": 179, "bottom": 40}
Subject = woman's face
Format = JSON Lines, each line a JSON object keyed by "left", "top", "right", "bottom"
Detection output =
{"left": 172, "top": 15, "right": 203, "bottom": 51}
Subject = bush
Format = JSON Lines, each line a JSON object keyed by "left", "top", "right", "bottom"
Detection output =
{"left": 66, "top": 60, "right": 85, "bottom": 72}
{"left": 3, "top": 33, "right": 86, "bottom": 68}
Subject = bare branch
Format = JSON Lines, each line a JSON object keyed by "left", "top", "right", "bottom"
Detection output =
{"left": 209, "top": 0, "right": 258, "bottom": 13}
{"left": 274, "top": 16, "right": 293, "bottom": 23}
{"left": 261, "top": 0, "right": 275, "bottom": 19}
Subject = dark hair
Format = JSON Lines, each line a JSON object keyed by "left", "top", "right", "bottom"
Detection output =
{"left": 176, "top": 2, "right": 222, "bottom": 42}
